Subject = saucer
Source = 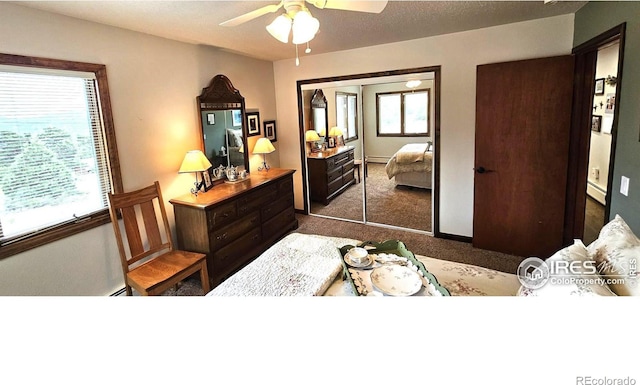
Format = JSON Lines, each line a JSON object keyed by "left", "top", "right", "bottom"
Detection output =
{"left": 344, "top": 253, "right": 373, "bottom": 268}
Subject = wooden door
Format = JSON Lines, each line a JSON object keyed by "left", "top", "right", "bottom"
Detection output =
{"left": 473, "top": 56, "right": 575, "bottom": 258}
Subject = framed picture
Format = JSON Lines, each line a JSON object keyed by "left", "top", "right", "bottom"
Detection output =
{"left": 605, "top": 93, "right": 616, "bottom": 114}
{"left": 264, "top": 120, "right": 277, "bottom": 142}
{"left": 207, "top": 113, "right": 215, "bottom": 125}
{"left": 336, "top": 135, "right": 345, "bottom": 146}
{"left": 232, "top": 110, "right": 242, "bottom": 127}
{"left": 202, "top": 169, "right": 213, "bottom": 191}
{"left": 591, "top": 115, "right": 602, "bottom": 132}
{"left": 594, "top": 78, "right": 605, "bottom": 95}
{"left": 327, "top": 136, "right": 336, "bottom": 148}
{"left": 247, "top": 111, "right": 260, "bottom": 136}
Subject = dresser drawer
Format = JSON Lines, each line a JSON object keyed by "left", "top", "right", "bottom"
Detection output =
{"left": 343, "top": 169, "right": 355, "bottom": 185}
{"left": 328, "top": 177, "right": 343, "bottom": 195}
{"left": 211, "top": 210, "right": 260, "bottom": 249}
{"left": 278, "top": 176, "right": 293, "bottom": 194}
{"left": 326, "top": 157, "right": 336, "bottom": 170}
{"left": 327, "top": 167, "right": 342, "bottom": 183}
{"left": 343, "top": 159, "right": 355, "bottom": 173}
{"left": 214, "top": 227, "right": 262, "bottom": 274}
{"left": 261, "top": 193, "right": 293, "bottom": 219}
{"left": 237, "top": 183, "right": 278, "bottom": 217}
{"left": 207, "top": 201, "right": 237, "bottom": 229}
{"left": 335, "top": 150, "right": 353, "bottom": 166}
{"left": 262, "top": 207, "right": 295, "bottom": 240}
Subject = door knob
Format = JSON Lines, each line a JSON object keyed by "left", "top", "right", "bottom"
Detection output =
{"left": 475, "top": 166, "right": 493, "bottom": 174}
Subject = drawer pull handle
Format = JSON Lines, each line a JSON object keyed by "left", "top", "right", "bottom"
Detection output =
{"left": 216, "top": 233, "right": 228, "bottom": 241}
{"left": 222, "top": 212, "right": 229, "bottom": 218}
{"left": 251, "top": 234, "right": 259, "bottom": 241}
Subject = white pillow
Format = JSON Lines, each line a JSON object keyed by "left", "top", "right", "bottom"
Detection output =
{"left": 518, "top": 240, "right": 616, "bottom": 297}
{"left": 587, "top": 215, "right": 640, "bottom": 296}
{"left": 226, "top": 129, "right": 243, "bottom": 148}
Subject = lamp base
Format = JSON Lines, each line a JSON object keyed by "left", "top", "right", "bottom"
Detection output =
{"left": 190, "top": 175, "right": 204, "bottom": 196}
{"left": 258, "top": 154, "right": 270, "bottom": 171}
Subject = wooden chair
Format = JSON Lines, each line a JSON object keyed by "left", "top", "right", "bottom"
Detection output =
{"left": 108, "top": 181, "right": 210, "bottom": 296}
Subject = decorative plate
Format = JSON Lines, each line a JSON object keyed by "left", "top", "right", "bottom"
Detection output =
{"left": 370, "top": 265, "right": 422, "bottom": 296}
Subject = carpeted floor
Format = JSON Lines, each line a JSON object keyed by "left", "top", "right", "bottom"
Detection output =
{"left": 310, "top": 163, "right": 431, "bottom": 231}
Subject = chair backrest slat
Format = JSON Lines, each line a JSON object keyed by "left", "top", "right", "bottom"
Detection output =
{"left": 140, "top": 200, "right": 164, "bottom": 250}
{"left": 108, "top": 181, "right": 173, "bottom": 271}
{"left": 121, "top": 206, "right": 144, "bottom": 258}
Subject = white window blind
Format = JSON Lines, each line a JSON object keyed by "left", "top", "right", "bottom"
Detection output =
{"left": 0, "top": 69, "right": 112, "bottom": 244}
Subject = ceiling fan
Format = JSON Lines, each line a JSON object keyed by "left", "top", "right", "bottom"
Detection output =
{"left": 220, "top": 1, "right": 389, "bottom": 28}
{"left": 220, "top": 0, "right": 388, "bottom": 65}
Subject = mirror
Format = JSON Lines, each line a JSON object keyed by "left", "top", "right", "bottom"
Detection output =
{"left": 197, "top": 74, "right": 249, "bottom": 180}
{"left": 310, "top": 89, "right": 328, "bottom": 139}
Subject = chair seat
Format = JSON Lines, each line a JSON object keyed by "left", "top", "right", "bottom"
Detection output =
{"left": 127, "top": 250, "right": 208, "bottom": 295}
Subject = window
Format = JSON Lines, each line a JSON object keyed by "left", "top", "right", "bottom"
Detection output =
{"left": 0, "top": 54, "right": 122, "bottom": 259}
{"left": 336, "top": 92, "right": 358, "bottom": 141}
{"left": 376, "top": 89, "right": 430, "bottom": 136}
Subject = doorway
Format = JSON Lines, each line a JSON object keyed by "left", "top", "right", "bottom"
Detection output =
{"left": 583, "top": 41, "right": 621, "bottom": 245}
{"left": 297, "top": 67, "right": 441, "bottom": 235}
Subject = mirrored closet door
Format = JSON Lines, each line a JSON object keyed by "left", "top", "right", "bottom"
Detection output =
{"left": 300, "top": 69, "right": 438, "bottom": 234}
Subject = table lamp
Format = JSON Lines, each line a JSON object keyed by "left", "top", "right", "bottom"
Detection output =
{"left": 178, "top": 150, "right": 212, "bottom": 195}
{"left": 253, "top": 137, "right": 276, "bottom": 171}
{"left": 305, "top": 130, "right": 321, "bottom": 153}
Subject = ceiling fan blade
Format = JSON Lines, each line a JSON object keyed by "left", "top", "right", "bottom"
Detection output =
{"left": 220, "top": 2, "right": 284, "bottom": 27}
{"left": 309, "top": 0, "right": 388, "bottom": 13}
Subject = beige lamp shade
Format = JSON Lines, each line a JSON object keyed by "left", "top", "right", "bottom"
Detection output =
{"left": 253, "top": 137, "right": 276, "bottom": 154}
{"left": 305, "top": 130, "right": 321, "bottom": 142}
{"left": 178, "top": 150, "right": 212, "bottom": 173}
{"left": 329, "top": 127, "right": 343, "bottom": 137}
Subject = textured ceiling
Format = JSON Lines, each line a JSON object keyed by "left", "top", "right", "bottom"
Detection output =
{"left": 14, "top": 1, "right": 587, "bottom": 62}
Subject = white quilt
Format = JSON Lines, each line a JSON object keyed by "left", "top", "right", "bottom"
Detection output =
{"left": 207, "top": 233, "right": 359, "bottom": 296}
{"left": 385, "top": 143, "right": 432, "bottom": 179}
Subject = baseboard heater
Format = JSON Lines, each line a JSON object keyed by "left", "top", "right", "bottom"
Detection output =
{"left": 587, "top": 180, "right": 606, "bottom": 205}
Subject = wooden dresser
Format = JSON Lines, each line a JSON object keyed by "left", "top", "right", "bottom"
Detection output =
{"left": 307, "top": 146, "right": 355, "bottom": 205}
{"left": 169, "top": 168, "right": 298, "bottom": 287}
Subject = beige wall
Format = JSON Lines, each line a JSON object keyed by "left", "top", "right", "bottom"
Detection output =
{"left": 0, "top": 3, "right": 276, "bottom": 295}
{"left": 273, "top": 14, "right": 575, "bottom": 237}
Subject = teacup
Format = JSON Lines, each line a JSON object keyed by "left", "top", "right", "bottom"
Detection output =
{"left": 347, "top": 247, "right": 369, "bottom": 264}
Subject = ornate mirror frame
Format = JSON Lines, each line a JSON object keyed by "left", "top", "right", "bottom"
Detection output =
{"left": 197, "top": 74, "right": 249, "bottom": 179}
{"left": 310, "top": 89, "right": 328, "bottom": 139}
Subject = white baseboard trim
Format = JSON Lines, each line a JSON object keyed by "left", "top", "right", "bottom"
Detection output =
{"left": 587, "top": 180, "right": 606, "bottom": 205}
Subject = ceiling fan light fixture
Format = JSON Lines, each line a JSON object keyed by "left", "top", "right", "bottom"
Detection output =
{"left": 266, "top": 13, "right": 292, "bottom": 43}
{"left": 292, "top": 9, "right": 319, "bottom": 44}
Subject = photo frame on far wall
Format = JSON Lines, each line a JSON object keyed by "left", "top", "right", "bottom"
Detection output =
{"left": 594, "top": 78, "right": 605, "bottom": 95}
{"left": 591, "top": 115, "right": 602, "bottom": 132}
{"left": 264, "top": 120, "right": 277, "bottom": 142}
{"left": 247, "top": 111, "right": 260, "bottom": 136}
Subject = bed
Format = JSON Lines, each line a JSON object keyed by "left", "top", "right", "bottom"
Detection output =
{"left": 207, "top": 233, "right": 521, "bottom": 296}
{"left": 385, "top": 143, "right": 432, "bottom": 189}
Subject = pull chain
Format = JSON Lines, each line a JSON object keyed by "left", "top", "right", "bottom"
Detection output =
{"left": 295, "top": 44, "right": 300, "bottom": 66}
